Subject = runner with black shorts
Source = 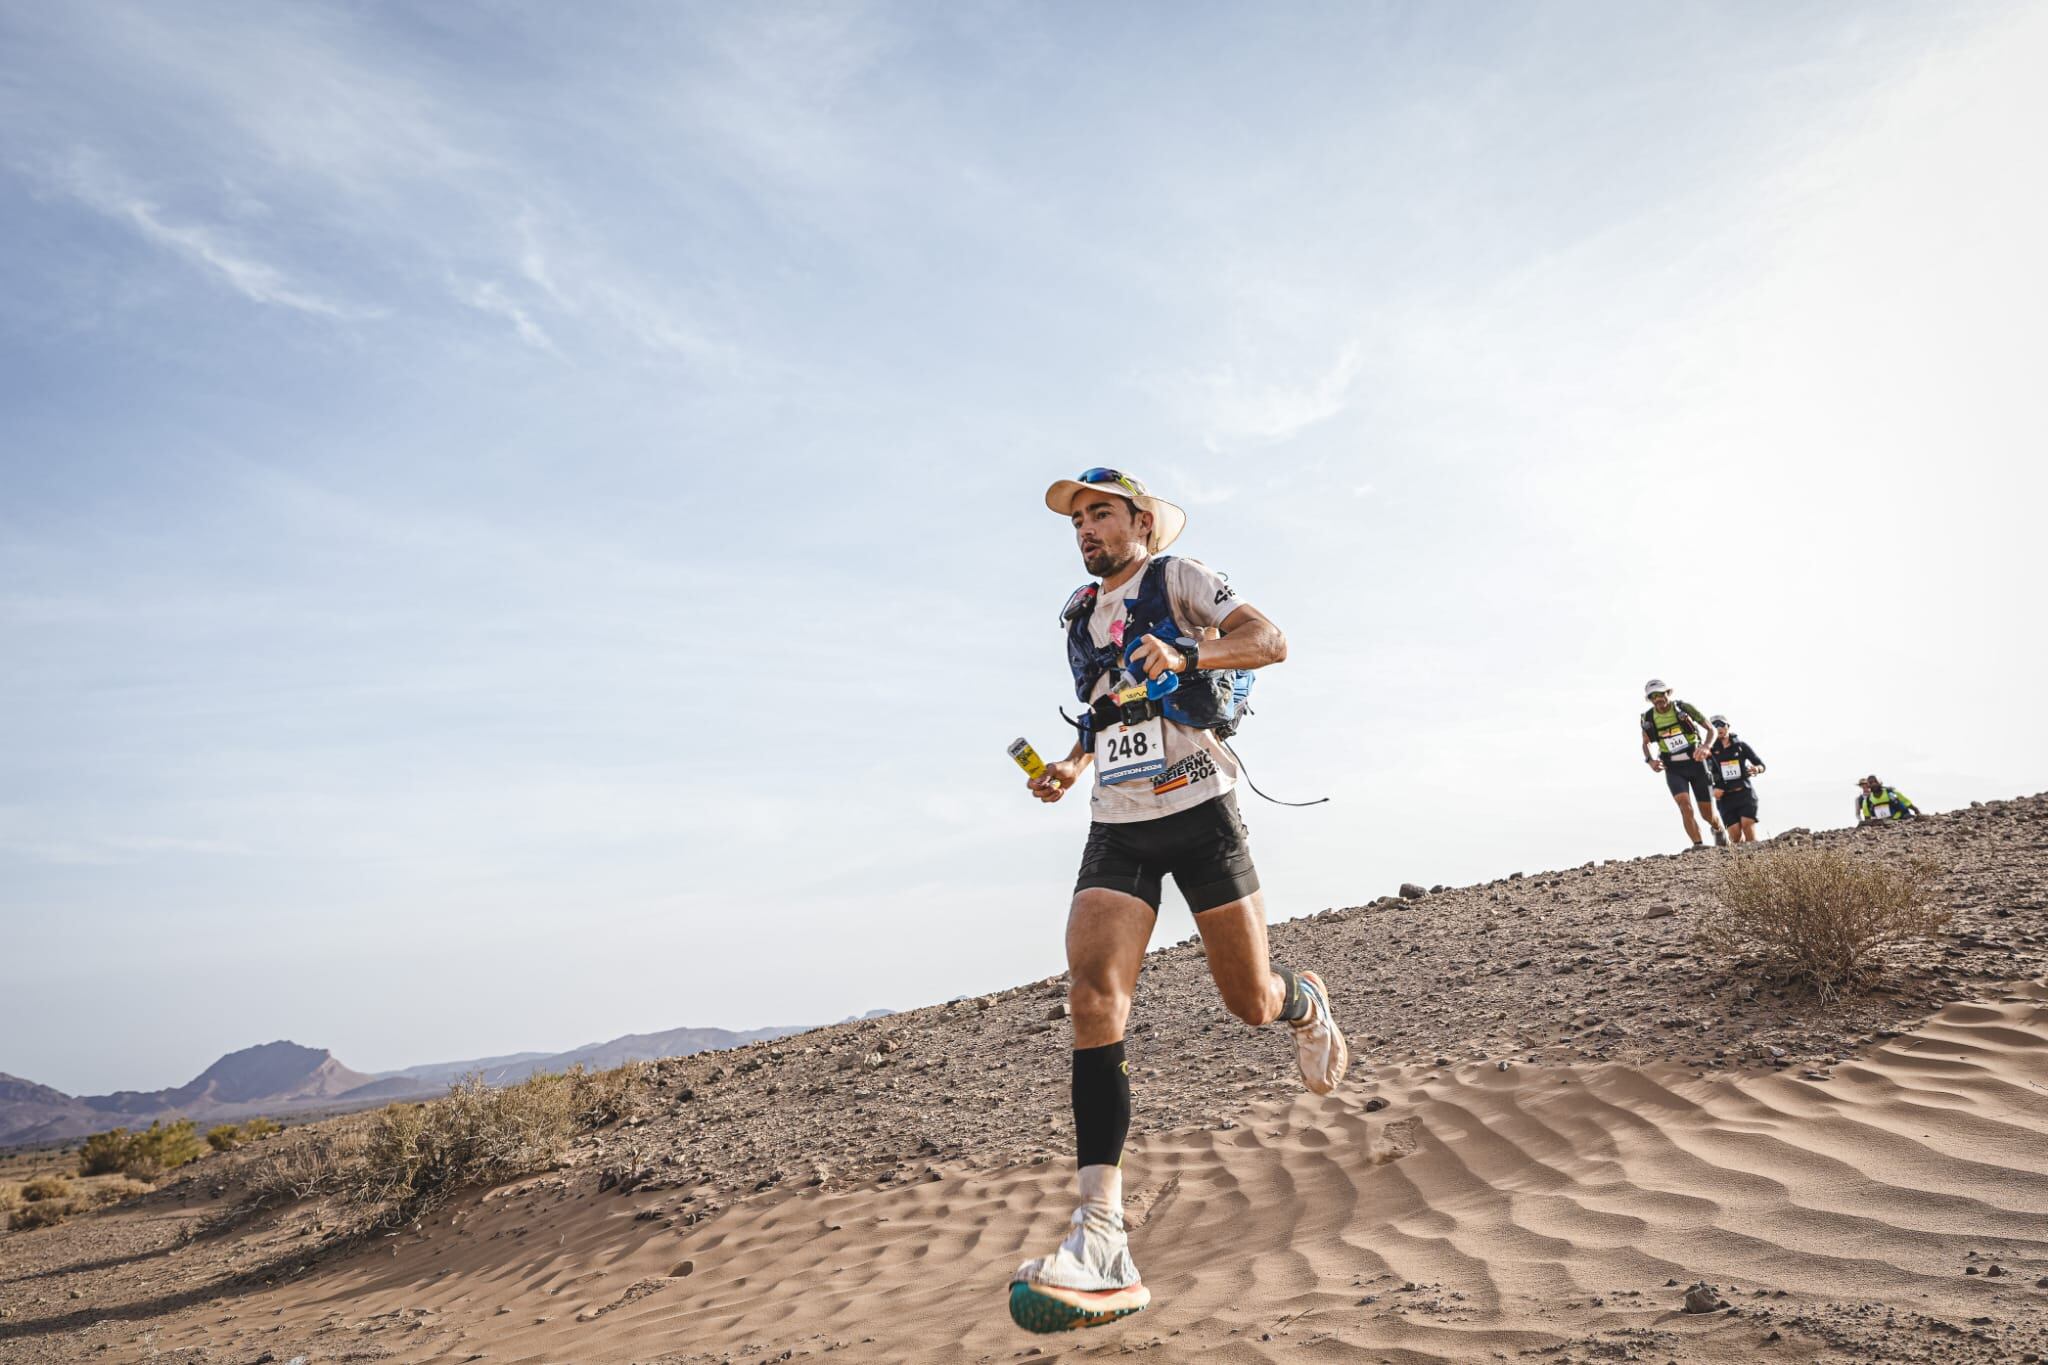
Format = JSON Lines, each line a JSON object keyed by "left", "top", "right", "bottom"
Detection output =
{"left": 1705, "top": 715, "right": 1765, "bottom": 843}
{"left": 1639, "top": 679, "right": 1729, "bottom": 849}
{"left": 1008, "top": 468, "right": 1350, "bottom": 1334}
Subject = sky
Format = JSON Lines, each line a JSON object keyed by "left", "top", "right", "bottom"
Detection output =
{"left": 2, "top": 1, "right": 2043, "bottom": 1096}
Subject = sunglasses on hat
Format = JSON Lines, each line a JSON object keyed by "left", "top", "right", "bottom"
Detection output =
{"left": 1076, "top": 467, "right": 1145, "bottom": 497}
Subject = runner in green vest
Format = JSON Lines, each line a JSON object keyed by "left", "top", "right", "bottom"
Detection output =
{"left": 1637, "top": 678, "right": 1728, "bottom": 849}
{"left": 1856, "top": 776, "right": 1920, "bottom": 823}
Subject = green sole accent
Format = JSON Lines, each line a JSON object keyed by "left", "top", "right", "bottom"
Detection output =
{"left": 1007, "top": 1281, "right": 1147, "bottom": 1334}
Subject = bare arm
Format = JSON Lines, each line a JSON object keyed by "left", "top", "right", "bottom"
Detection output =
{"left": 1129, "top": 603, "right": 1287, "bottom": 679}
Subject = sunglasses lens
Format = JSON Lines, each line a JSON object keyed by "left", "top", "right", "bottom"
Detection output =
{"left": 1078, "top": 467, "right": 1120, "bottom": 483}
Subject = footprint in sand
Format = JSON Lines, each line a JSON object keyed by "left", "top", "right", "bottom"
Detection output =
{"left": 1372, "top": 1118, "right": 1420, "bottom": 1166}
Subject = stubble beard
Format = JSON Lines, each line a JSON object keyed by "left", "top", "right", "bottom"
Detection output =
{"left": 1083, "top": 544, "right": 1135, "bottom": 579}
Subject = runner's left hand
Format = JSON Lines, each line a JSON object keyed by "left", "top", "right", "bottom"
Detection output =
{"left": 1129, "top": 634, "right": 1186, "bottom": 680}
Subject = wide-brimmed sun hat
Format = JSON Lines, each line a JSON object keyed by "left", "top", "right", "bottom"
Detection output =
{"left": 1044, "top": 468, "right": 1187, "bottom": 553}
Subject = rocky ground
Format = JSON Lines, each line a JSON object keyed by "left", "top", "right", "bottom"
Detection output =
{"left": 2, "top": 792, "right": 2045, "bottom": 1364}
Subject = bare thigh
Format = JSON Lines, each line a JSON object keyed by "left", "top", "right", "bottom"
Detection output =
{"left": 1065, "top": 888, "right": 1155, "bottom": 1049}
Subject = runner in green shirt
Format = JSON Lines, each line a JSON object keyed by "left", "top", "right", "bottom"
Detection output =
{"left": 1638, "top": 678, "right": 1728, "bottom": 849}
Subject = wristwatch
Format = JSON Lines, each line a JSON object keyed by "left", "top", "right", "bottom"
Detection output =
{"left": 1177, "top": 638, "right": 1200, "bottom": 673}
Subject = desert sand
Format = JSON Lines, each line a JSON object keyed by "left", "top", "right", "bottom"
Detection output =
{"left": 4, "top": 797, "right": 2046, "bottom": 1364}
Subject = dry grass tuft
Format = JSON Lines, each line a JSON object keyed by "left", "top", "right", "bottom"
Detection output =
{"left": 21, "top": 1175, "right": 74, "bottom": 1202}
{"left": 9, "top": 1199, "right": 72, "bottom": 1231}
{"left": 1706, "top": 845, "right": 1947, "bottom": 994}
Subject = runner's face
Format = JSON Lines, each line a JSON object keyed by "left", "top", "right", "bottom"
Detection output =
{"left": 1071, "top": 494, "right": 1148, "bottom": 577}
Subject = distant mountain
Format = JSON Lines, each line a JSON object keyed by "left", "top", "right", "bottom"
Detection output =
{"left": 86, "top": 1042, "right": 374, "bottom": 1117}
{"left": 3, "top": 1015, "right": 895, "bottom": 1147}
{"left": 0, "top": 1073, "right": 104, "bottom": 1147}
{"left": 339, "top": 1025, "right": 823, "bottom": 1103}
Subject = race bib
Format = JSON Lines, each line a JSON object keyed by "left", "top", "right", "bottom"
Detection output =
{"left": 1661, "top": 729, "right": 1693, "bottom": 755}
{"left": 1871, "top": 802, "right": 1891, "bottom": 820}
{"left": 1097, "top": 715, "right": 1165, "bottom": 785}
{"left": 1719, "top": 759, "right": 1743, "bottom": 781}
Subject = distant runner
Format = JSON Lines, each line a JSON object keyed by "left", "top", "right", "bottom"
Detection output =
{"left": 1857, "top": 775, "right": 1920, "bottom": 823}
{"left": 1705, "top": 715, "right": 1766, "bottom": 843}
{"left": 1639, "top": 679, "right": 1729, "bottom": 849}
{"left": 1010, "top": 468, "right": 1349, "bottom": 1334}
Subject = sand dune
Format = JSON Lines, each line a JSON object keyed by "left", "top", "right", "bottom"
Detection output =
{"left": 33, "top": 986, "right": 2039, "bottom": 1364}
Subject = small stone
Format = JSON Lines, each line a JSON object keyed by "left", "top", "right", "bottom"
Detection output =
{"left": 1986, "top": 1264, "right": 2007, "bottom": 1277}
{"left": 1399, "top": 883, "right": 1426, "bottom": 900}
{"left": 1683, "top": 1282, "right": 1724, "bottom": 1313}
{"left": 1964, "top": 1265, "right": 1979, "bottom": 1274}
{"left": 1364, "top": 1097, "right": 1389, "bottom": 1113}
{"left": 1046, "top": 1003, "right": 1070, "bottom": 1020}
{"left": 1644, "top": 903, "right": 1675, "bottom": 920}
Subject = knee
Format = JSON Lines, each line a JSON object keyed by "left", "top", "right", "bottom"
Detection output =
{"left": 1068, "top": 977, "right": 1130, "bottom": 1036}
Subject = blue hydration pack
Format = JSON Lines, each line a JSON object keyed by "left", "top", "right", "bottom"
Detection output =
{"left": 1063, "top": 555, "right": 1255, "bottom": 742}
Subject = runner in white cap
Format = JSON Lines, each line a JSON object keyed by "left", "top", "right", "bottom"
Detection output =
{"left": 1008, "top": 467, "right": 1350, "bottom": 1334}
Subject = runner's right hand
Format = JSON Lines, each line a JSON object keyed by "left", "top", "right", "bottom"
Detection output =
{"left": 1031, "top": 759, "right": 1086, "bottom": 803}
{"left": 1648, "top": 758, "right": 1665, "bottom": 772}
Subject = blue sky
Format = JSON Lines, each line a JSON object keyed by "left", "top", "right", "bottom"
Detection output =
{"left": 3, "top": 1, "right": 2042, "bottom": 1095}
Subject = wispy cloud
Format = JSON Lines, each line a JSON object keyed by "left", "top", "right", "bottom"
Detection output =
{"left": 1150, "top": 342, "right": 1366, "bottom": 451}
{"left": 454, "top": 278, "right": 559, "bottom": 354}
{"left": 51, "top": 153, "right": 368, "bottom": 318}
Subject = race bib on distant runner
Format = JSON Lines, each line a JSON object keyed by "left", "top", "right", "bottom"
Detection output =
{"left": 1719, "top": 759, "right": 1743, "bottom": 781}
{"left": 1871, "top": 802, "right": 1891, "bottom": 819}
{"left": 1097, "top": 715, "right": 1165, "bottom": 785}
{"left": 1661, "top": 729, "right": 1693, "bottom": 755}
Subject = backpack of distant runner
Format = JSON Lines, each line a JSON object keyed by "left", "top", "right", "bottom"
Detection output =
{"left": 1063, "top": 556, "right": 1255, "bottom": 737}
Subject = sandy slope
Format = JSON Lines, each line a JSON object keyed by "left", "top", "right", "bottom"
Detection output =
{"left": 8, "top": 988, "right": 2044, "bottom": 1364}
{"left": 5, "top": 797, "right": 2048, "bottom": 1364}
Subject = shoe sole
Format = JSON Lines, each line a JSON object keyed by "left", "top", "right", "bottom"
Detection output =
{"left": 1296, "top": 971, "right": 1350, "bottom": 1096}
{"left": 1008, "top": 1280, "right": 1150, "bottom": 1332}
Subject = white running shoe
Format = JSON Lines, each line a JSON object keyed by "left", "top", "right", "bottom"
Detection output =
{"left": 1009, "top": 1207, "right": 1150, "bottom": 1332}
{"left": 1289, "top": 970, "right": 1350, "bottom": 1095}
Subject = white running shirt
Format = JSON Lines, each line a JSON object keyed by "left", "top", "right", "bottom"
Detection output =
{"left": 1083, "top": 555, "right": 1249, "bottom": 825}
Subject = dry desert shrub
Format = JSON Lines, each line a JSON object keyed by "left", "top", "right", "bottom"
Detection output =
{"left": 238, "top": 1116, "right": 373, "bottom": 1209}
{"left": 9, "top": 1198, "right": 73, "bottom": 1231}
{"left": 226, "top": 1064, "right": 640, "bottom": 1244}
{"left": 21, "top": 1175, "right": 73, "bottom": 1202}
{"left": 79, "top": 1120, "right": 207, "bottom": 1180}
{"left": 1707, "top": 845, "right": 1946, "bottom": 994}
{"left": 0, "top": 1183, "right": 21, "bottom": 1215}
{"left": 76, "top": 1129, "right": 131, "bottom": 1176}
{"left": 80, "top": 1176, "right": 154, "bottom": 1208}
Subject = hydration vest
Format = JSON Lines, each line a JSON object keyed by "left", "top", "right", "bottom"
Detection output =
{"left": 1063, "top": 556, "right": 1254, "bottom": 738}
{"left": 1642, "top": 701, "right": 1704, "bottom": 755}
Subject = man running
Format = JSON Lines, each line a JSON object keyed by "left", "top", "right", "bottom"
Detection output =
{"left": 1857, "top": 775, "right": 1921, "bottom": 823}
{"left": 1639, "top": 679, "right": 1728, "bottom": 849}
{"left": 1009, "top": 467, "right": 1349, "bottom": 1334}
{"left": 1705, "top": 715, "right": 1766, "bottom": 843}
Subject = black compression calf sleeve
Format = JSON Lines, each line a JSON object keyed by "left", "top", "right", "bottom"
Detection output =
{"left": 1275, "top": 967, "right": 1311, "bottom": 1023}
{"left": 1071, "top": 1041, "right": 1131, "bottom": 1169}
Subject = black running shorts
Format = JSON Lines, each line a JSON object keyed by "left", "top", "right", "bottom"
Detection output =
{"left": 1717, "top": 787, "right": 1759, "bottom": 825}
{"left": 1664, "top": 759, "right": 1711, "bottom": 802}
{"left": 1074, "top": 790, "right": 1260, "bottom": 914}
